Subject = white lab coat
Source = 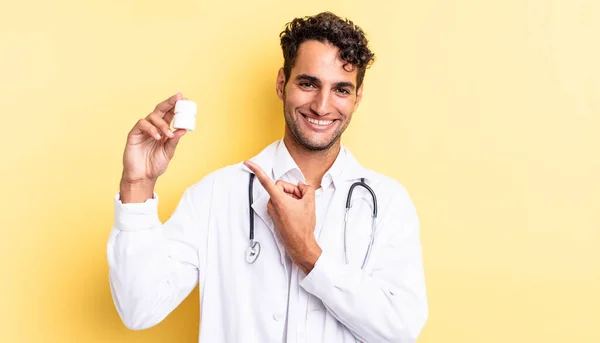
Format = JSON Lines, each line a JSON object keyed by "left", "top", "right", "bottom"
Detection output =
{"left": 107, "top": 139, "right": 428, "bottom": 343}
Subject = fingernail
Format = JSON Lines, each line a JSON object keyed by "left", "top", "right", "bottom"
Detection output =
{"left": 167, "top": 130, "right": 174, "bottom": 138}
{"left": 156, "top": 133, "right": 161, "bottom": 139}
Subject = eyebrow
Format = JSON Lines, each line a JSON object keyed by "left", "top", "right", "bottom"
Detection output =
{"left": 294, "top": 74, "right": 356, "bottom": 91}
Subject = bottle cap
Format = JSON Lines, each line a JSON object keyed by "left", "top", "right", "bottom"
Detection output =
{"left": 175, "top": 100, "right": 197, "bottom": 116}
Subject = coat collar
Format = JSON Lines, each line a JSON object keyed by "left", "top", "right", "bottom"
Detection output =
{"left": 240, "top": 139, "right": 371, "bottom": 184}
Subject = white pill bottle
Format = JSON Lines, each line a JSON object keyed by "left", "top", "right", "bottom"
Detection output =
{"left": 173, "top": 100, "right": 197, "bottom": 131}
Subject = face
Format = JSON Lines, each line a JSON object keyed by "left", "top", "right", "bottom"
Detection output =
{"left": 276, "top": 40, "right": 363, "bottom": 151}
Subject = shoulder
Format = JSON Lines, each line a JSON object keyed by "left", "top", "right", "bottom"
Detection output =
{"left": 360, "top": 168, "right": 419, "bottom": 227}
{"left": 362, "top": 169, "right": 421, "bottom": 239}
{"left": 364, "top": 169, "right": 412, "bottom": 203}
{"left": 341, "top": 145, "right": 412, "bottom": 205}
{"left": 186, "top": 162, "right": 249, "bottom": 199}
{"left": 185, "top": 140, "right": 280, "bottom": 198}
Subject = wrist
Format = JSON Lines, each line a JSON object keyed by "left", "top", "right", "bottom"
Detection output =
{"left": 120, "top": 169, "right": 158, "bottom": 185}
{"left": 119, "top": 177, "right": 156, "bottom": 203}
{"left": 293, "top": 240, "right": 322, "bottom": 275}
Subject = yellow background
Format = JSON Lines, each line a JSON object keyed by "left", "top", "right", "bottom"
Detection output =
{"left": 1, "top": 0, "right": 599, "bottom": 342}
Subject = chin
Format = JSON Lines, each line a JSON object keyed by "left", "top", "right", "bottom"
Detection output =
{"left": 297, "top": 134, "right": 338, "bottom": 151}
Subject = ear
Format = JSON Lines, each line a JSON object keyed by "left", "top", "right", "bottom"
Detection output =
{"left": 353, "top": 83, "right": 364, "bottom": 112}
{"left": 276, "top": 67, "right": 286, "bottom": 101}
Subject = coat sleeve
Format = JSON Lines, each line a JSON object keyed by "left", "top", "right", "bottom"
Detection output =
{"left": 299, "top": 183, "right": 428, "bottom": 343}
{"left": 106, "top": 174, "right": 214, "bottom": 330}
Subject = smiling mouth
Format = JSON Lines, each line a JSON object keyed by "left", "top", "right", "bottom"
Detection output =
{"left": 301, "top": 113, "right": 336, "bottom": 127}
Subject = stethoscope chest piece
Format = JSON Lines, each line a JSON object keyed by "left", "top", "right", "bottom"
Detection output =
{"left": 245, "top": 240, "right": 261, "bottom": 264}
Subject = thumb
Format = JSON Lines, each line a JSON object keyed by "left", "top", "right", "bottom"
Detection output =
{"left": 297, "top": 182, "right": 315, "bottom": 198}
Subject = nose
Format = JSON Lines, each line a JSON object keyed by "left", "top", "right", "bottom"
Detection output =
{"left": 309, "top": 88, "right": 331, "bottom": 117}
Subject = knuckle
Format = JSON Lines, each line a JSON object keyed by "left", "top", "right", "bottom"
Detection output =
{"left": 144, "top": 124, "right": 156, "bottom": 133}
{"left": 147, "top": 112, "right": 158, "bottom": 121}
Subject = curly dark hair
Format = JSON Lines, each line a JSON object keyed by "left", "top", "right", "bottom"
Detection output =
{"left": 279, "top": 12, "right": 375, "bottom": 90}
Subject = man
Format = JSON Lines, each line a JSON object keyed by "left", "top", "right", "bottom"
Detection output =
{"left": 108, "top": 11, "right": 428, "bottom": 343}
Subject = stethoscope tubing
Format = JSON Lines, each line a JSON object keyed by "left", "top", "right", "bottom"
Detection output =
{"left": 344, "top": 178, "right": 378, "bottom": 269}
{"left": 247, "top": 174, "right": 378, "bottom": 269}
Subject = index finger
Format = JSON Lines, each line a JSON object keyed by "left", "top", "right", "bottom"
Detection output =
{"left": 244, "top": 160, "right": 279, "bottom": 197}
{"left": 153, "top": 93, "right": 183, "bottom": 117}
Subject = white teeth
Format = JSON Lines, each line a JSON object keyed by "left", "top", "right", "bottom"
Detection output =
{"left": 305, "top": 116, "right": 333, "bottom": 126}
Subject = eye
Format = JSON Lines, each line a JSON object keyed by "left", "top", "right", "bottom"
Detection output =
{"left": 336, "top": 88, "right": 350, "bottom": 95}
{"left": 300, "top": 82, "right": 315, "bottom": 89}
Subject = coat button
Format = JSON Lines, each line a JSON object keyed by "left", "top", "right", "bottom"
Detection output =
{"left": 273, "top": 312, "right": 284, "bottom": 321}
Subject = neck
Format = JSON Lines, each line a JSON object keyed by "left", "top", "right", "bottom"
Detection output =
{"left": 283, "top": 133, "right": 340, "bottom": 188}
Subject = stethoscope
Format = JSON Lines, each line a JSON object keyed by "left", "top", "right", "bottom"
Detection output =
{"left": 245, "top": 173, "right": 378, "bottom": 270}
